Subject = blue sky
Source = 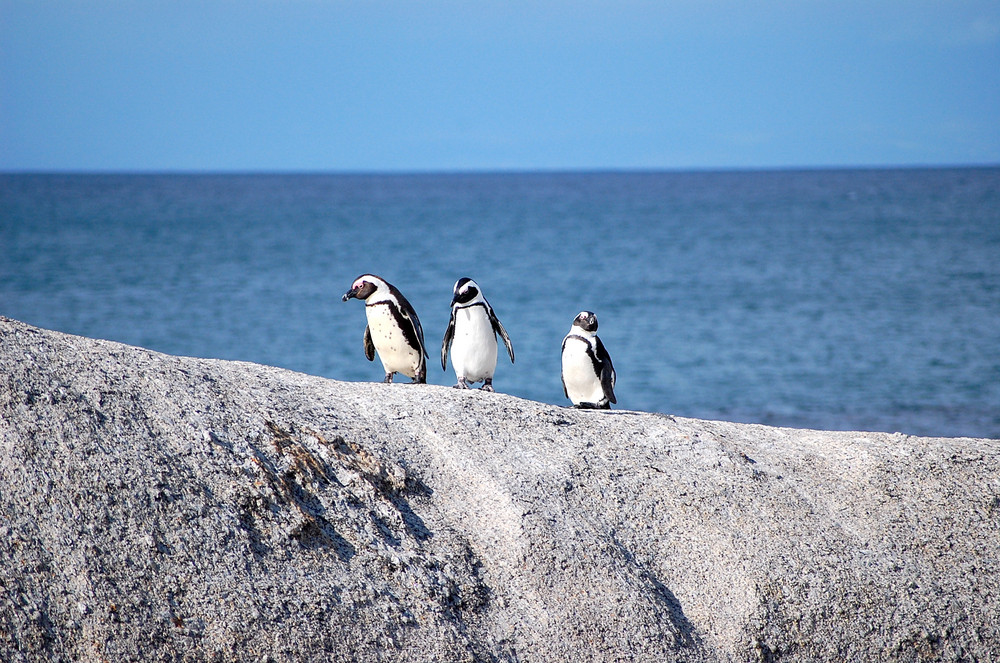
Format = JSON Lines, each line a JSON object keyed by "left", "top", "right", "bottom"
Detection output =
{"left": 2, "top": 1, "right": 998, "bottom": 172}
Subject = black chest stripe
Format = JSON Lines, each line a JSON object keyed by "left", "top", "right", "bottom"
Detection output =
{"left": 454, "top": 302, "right": 494, "bottom": 337}
{"left": 566, "top": 334, "right": 603, "bottom": 375}
{"left": 369, "top": 301, "right": 425, "bottom": 360}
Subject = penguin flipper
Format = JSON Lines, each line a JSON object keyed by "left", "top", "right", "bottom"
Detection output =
{"left": 602, "top": 367, "right": 617, "bottom": 405}
{"left": 489, "top": 307, "right": 515, "bottom": 363}
{"left": 363, "top": 325, "right": 376, "bottom": 362}
{"left": 415, "top": 319, "right": 429, "bottom": 359}
{"left": 388, "top": 285, "right": 429, "bottom": 360}
{"left": 595, "top": 336, "right": 617, "bottom": 405}
{"left": 403, "top": 311, "right": 428, "bottom": 359}
{"left": 560, "top": 337, "right": 570, "bottom": 399}
{"left": 412, "top": 315, "right": 429, "bottom": 359}
{"left": 441, "top": 309, "right": 456, "bottom": 371}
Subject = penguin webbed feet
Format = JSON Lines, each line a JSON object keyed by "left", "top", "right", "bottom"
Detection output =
{"left": 453, "top": 377, "right": 495, "bottom": 392}
{"left": 572, "top": 401, "right": 611, "bottom": 410}
{"left": 381, "top": 372, "right": 424, "bottom": 384}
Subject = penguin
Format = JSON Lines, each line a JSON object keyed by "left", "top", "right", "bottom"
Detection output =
{"left": 561, "top": 311, "right": 616, "bottom": 409}
{"left": 342, "top": 274, "right": 428, "bottom": 383}
{"left": 441, "top": 277, "right": 515, "bottom": 391}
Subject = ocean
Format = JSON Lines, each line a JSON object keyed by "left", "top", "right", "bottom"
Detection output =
{"left": 2, "top": 169, "right": 998, "bottom": 439}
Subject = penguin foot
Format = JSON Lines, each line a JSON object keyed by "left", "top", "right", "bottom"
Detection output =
{"left": 573, "top": 401, "right": 610, "bottom": 410}
{"left": 480, "top": 379, "right": 494, "bottom": 392}
{"left": 383, "top": 373, "right": 394, "bottom": 384}
{"left": 411, "top": 372, "right": 426, "bottom": 384}
{"left": 453, "top": 378, "right": 470, "bottom": 389}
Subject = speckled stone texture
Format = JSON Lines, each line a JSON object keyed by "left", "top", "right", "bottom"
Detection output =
{"left": 1, "top": 317, "right": 998, "bottom": 662}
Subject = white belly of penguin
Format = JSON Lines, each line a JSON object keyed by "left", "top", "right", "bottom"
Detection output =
{"left": 366, "top": 303, "right": 421, "bottom": 378}
{"left": 451, "top": 307, "right": 498, "bottom": 383}
{"left": 562, "top": 337, "right": 605, "bottom": 405}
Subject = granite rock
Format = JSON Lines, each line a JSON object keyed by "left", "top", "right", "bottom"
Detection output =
{"left": 1, "top": 317, "right": 998, "bottom": 662}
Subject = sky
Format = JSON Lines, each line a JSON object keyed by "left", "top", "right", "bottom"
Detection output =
{"left": 1, "top": 0, "right": 998, "bottom": 172}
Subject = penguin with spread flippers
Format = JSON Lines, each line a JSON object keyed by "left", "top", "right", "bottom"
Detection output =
{"left": 441, "top": 277, "right": 514, "bottom": 391}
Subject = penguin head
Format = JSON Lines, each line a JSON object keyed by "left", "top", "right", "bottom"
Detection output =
{"left": 451, "top": 277, "right": 482, "bottom": 306}
{"left": 572, "top": 311, "right": 599, "bottom": 333}
{"left": 342, "top": 274, "right": 386, "bottom": 302}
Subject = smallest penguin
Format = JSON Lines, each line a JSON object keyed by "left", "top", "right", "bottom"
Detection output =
{"left": 561, "top": 311, "right": 616, "bottom": 409}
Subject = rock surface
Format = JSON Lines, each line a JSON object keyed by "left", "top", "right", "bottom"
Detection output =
{"left": 1, "top": 316, "right": 998, "bottom": 662}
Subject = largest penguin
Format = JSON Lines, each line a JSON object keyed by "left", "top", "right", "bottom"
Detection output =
{"left": 342, "top": 274, "right": 428, "bottom": 383}
{"left": 441, "top": 277, "right": 514, "bottom": 391}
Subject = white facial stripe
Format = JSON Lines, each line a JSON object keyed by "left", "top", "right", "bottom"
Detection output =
{"left": 453, "top": 279, "right": 488, "bottom": 308}
{"left": 357, "top": 275, "right": 386, "bottom": 286}
{"left": 353, "top": 274, "right": 390, "bottom": 300}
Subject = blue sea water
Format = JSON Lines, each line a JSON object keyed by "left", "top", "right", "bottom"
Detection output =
{"left": 2, "top": 169, "right": 998, "bottom": 439}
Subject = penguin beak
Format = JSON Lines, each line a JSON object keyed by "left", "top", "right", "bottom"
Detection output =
{"left": 342, "top": 287, "right": 359, "bottom": 302}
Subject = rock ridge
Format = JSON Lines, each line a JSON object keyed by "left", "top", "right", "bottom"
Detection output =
{"left": 1, "top": 317, "right": 998, "bottom": 662}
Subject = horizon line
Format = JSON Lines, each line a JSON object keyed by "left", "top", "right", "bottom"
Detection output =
{"left": 2, "top": 162, "right": 998, "bottom": 177}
